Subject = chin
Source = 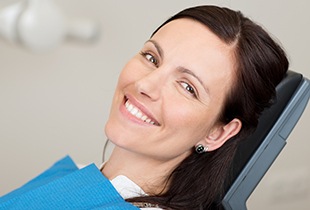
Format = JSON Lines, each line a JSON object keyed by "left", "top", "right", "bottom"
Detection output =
{"left": 104, "top": 119, "right": 116, "bottom": 142}
{"left": 104, "top": 118, "right": 128, "bottom": 148}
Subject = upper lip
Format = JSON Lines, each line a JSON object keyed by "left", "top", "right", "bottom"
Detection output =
{"left": 124, "top": 94, "right": 160, "bottom": 126}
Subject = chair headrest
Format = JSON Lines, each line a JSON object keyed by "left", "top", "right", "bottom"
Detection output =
{"left": 226, "top": 70, "right": 303, "bottom": 191}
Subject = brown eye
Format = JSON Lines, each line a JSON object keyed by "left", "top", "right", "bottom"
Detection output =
{"left": 180, "top": 82, "right": 197, "bottom": 97}
{"left": 140, "top": 51, "right": 159, "bottom": 67}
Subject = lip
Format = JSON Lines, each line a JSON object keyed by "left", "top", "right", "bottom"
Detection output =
{"left": 120, "top": 94, "right": 160, "bottom": 126}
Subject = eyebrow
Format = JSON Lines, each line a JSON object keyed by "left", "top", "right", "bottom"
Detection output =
{"left": 178, "top": 67, "right": 209, "bottom": 94}
{"left": 145, "top": 40, "right": 164, "bottom": 58}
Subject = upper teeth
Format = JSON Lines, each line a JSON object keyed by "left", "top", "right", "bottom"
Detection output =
{"left": 125, "top": 100, "right": 156, "bottom": 125}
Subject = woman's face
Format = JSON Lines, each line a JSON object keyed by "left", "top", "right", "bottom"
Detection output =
{"left": 105, "top": 18, "right": 236, "bottom": 162}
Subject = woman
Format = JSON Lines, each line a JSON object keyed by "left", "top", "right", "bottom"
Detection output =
{"left": 103, "top": 5, "right": 288, "bottom": 210}
{"left": 0, "top": 5, "right": 288, "bottom": 210}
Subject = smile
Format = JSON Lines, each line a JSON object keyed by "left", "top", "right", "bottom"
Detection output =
{"left": 125, "top": 99, "right": 159, "bottom": 126}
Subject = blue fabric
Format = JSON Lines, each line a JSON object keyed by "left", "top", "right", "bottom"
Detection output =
{"left": 0, "top": 156, "right": 139, "bottom": 210}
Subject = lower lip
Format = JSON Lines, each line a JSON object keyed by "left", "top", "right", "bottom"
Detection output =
{"left": 119, "top": 98, "right": 154, "bottom": 126}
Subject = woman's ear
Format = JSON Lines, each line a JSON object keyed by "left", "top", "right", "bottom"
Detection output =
{"left": 204, "top": 118, "right": 242, "bottom": 151}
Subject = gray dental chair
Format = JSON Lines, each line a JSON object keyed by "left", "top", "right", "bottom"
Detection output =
{"left": 221, "top": 70, "right": 310, "bottom": 210}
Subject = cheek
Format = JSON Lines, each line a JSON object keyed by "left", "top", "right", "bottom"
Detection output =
{"left": 164, "top": 101, "right": 208, "bottom": 134}
{"left": 163, "top": 96, "right": 222, "bottom": 139}
{"left": 117, "top": 63, "right": 134, "bottom": 88}
{"left": 117, "top": 58, "right": 145, "bottom": 87}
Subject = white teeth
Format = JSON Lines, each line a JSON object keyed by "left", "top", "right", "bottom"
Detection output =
{"left": 136, "top": 111, "right": 143, "bottom": 119}
{"left": 125, "top": 100, "right": 156, "bottom": 125}
{"left": 128, "top": 104, "right": 133, "bottom": 111}
{"left": 131, "top": 107, "right": 138, "bottom": 115}
{"left": 141, "top": 115, "right": 147, "bottom": 121}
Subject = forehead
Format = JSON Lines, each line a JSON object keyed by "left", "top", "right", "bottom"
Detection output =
{"left": 151, "top": 18, "right": 236, "bottom": 97}
{"left": 152, "top": 18, "right": 234, "bottom": 60}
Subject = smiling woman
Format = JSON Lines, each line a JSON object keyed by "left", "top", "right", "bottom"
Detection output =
{"left": 0, "top": 5, "right": 289, "bottom": 210}
{"left": 102, "top": 5, "right": 288, "bottom": 210}
{"left": 105, "top": 18, "right": 239, "bottom": 163}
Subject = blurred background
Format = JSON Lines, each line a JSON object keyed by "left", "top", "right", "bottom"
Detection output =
{"left": 0, "top": 0, "right": 309, "bottom": 209}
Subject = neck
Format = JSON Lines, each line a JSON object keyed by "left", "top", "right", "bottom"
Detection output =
{"left": 101, "top": 146, "right": 187, "bottom": 195}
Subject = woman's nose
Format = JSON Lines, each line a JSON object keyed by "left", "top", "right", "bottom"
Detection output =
{"left": 134, "top": 69, "right": 165, "bottom": 101}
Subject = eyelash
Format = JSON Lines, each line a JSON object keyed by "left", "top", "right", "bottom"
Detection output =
{"left": 179, "top": 81, "right": 198, "bottom": 98}
{"left": 140, "top": 51, "right": 159, "bottom": 67}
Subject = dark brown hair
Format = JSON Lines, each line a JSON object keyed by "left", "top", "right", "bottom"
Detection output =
{"left": 127, "top": 5, "right": 289, "bottom": 209}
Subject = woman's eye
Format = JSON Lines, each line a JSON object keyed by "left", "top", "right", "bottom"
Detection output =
{"left": 140, "top": 51, "right": 158, "bottom": 67}
{"left": 180, "top": 82, "right": 197, "bottom": 97}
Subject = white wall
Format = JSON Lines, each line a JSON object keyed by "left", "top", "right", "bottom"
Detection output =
{"left": 0, "top": 1, "right": 309, "bottom": 209}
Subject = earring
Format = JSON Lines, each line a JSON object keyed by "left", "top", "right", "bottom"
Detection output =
{"left": 195, "top": 144, "right": 208, "bottom": 154}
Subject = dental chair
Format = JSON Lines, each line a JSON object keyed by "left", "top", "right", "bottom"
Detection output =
{"left": 221, "top": 70, "right": 310, "bottom": 210}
